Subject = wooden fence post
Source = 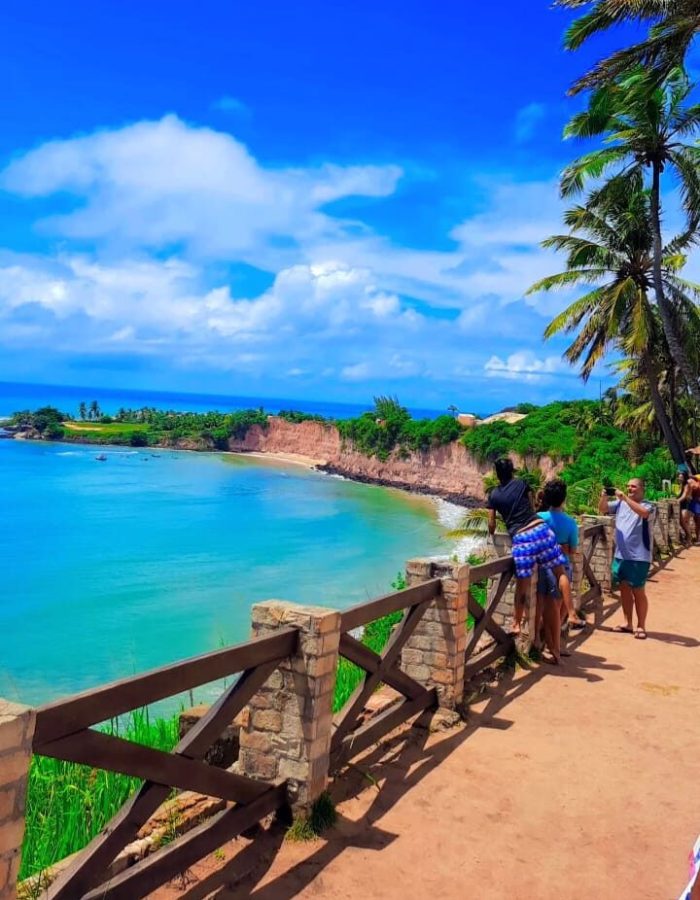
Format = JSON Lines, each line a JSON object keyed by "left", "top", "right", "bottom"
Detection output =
{"left": 0, "top": 700, "right": 35, "bottom": 900}
{"left": 581, "top": 515, "right": 615, "bottom": 593}
{"left": 403, "top": 559, "right": 468, "bottom": 716}
{"left": 237, "top": 601, "right": 340, "bottom": 816}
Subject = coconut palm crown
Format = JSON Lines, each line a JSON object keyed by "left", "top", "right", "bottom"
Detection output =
{"left": 559, "top": 66, "right": 700, "bottom": 405}
{"left": 556, "top": 0, "right": 700, "bottom": 92}
{"left": 528, "top": 175, "right": 700, "bottom": 462}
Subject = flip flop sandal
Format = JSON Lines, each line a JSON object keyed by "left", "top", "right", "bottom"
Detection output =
{"left": 635, "top": 629, "right": 648, "bottom": 640}
{"left": 613, "top": 625, "right": 634, "bottom": 634}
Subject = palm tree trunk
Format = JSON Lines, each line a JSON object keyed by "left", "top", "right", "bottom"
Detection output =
{"left": 641, "top": 352, "right": 685, "bottom": 464}
{"left": 650, "top": 161, "right": 700, "bottom": 407}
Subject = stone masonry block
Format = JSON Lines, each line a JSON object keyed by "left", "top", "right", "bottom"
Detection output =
{"left": 405, "top": 558, "right": 434, "bottom": 577}
{"left": 240, "top": 601, "right": 341, "bottom": 814}
{"left": 238, "top": 748, "right": 277, "bottom": 781}
{"left": 0, "top": 818, "right": 24, "bottom": 856}
{"left": 0, "top": 753, "right": 29, "bottom": 788}
{"left": 0, "top": 788, "right": 14, "bottom": 822}
{"left": 250, "top": 709, "right": 282, "bottom": 733}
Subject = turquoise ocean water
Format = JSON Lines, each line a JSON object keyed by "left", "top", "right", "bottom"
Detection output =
{"left": 0, "top": 437, "right": 455, "bottom": 709}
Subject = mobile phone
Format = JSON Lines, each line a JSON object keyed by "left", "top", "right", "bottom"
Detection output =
{"left": 605, "top": 486, "right": 616, "bottom": 497}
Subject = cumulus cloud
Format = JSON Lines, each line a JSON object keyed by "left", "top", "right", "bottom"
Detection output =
{"left": 1, "top": 115, "right": 403, "bottom": 263}
{"left": 484, "top": 350, "right": 567, "bottom": 382}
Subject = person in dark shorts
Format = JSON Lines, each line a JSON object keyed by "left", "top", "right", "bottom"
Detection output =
{"left": 535, "top": 478, "right": 583, "bottom": 664}
{"left": 599, "top": 477, "right": 654, "bottom": 639}
{"left": 487, "top": 458, "right": 569, "bottom": 636}
{"left": 678, "top": 472, "right": 695, "bottom": 545}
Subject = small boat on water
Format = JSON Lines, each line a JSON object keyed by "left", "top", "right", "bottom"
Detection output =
{"left": 95, "top": 454, "right": 107, "bottom": 461}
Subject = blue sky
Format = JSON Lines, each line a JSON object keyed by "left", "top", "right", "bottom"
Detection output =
{"left": 0, "top": 0, "right": 637, "bottom": 412}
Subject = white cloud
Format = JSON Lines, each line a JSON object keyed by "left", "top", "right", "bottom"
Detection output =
{"left": 1, "top": 115, "right": 403, "bottom": 263}
{"left": 484, "top": 351, "right": 567, "bottom": 382}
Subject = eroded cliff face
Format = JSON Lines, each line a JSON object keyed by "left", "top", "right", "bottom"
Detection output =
{"left": 229, "top": 417, "right": 560, "bottom": 506}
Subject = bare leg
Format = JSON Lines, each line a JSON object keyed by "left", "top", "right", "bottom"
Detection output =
{"left": 534, "top": 592, "right": 544, "bottom": 650}
{"left": 619, "top": 581, "right": 635, "bottom": 631}
{"left": 513, "top": 576, "right": 531, "bottom": 635}
{"left": 633, "top": 587, "right": 648, "bottom": 636}
{"left": 542, "top": 599, "right": 561, "bottom": 662}
{"left": 553, "top": 563, "right": 581, "bottom": 626}
{"left": 680, "top": 510, "right": 693, "bottom": 545}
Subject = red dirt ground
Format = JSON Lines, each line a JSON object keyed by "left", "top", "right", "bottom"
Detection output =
{"left": 154, "top": 547, "right": 700, "bottom": 900}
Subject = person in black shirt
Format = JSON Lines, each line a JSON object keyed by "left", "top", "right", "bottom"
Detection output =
{"left": 487, "top": 458, "right": 569, "bottom": 638}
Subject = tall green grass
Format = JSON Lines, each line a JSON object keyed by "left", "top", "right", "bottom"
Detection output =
{"left": 21, "top": 709, "right": 179, "bottom": 881}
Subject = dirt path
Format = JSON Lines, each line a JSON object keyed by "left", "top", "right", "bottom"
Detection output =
{"left": 158, "top": 548, "right": 700, "bottom": 900}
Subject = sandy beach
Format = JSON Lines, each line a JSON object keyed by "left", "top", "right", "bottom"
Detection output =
{"left": 234, "top": 449, "right": 326, "bottom": 469}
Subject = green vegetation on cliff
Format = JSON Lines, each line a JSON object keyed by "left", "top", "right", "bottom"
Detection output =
{"left": 8, "top": 406, "right": 270, "bottom": 449}
{"left": 336, "top": 396, "right": 462, "bottom": 461}
{"left": 462, "top": 399, "right": 676, "bottom": 510}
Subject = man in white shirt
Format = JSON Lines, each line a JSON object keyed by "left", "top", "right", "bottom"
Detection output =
{"left": 598, "top": 477, "right": 654, "bottom": 640}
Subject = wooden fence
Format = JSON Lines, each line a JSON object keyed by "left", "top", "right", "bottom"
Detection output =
{"left": 2, "top": 502, "right": 685, "bottom": 898}
{"left": 30, "top": 630, "right": 297, "bottom": 899}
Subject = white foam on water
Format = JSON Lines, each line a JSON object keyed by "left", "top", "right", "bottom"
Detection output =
{"left": 434, "top": 498, "right": 485, "bottom": 561}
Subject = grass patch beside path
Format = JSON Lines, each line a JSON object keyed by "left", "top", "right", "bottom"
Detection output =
{"left": 21, "top": 710, "right": 179, "bottom": 881}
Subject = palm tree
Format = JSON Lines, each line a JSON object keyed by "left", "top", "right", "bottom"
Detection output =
{"left": 89, "top": 400, "right": 101, "bottom": 421}
{"left": 447, "top": 404, "right": 459, "bottom": 418}
{"left": 528, "top": 177, "right": 700, "bottom": 463}
{"left": 556, "top": 0, "right": 700, "bottom": 92}
{"left": 560, "top": 66, "right": 700, "bottom": 406}
{"left": 78, "top": 401, "right": 87, "bottom": 421}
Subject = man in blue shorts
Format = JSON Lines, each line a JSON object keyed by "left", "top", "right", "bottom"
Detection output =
{"left": 487, "top": 458, "right": 569, "bottom": 635}
{"left": 598, "top": 477, "right": 654, "bottom": 640}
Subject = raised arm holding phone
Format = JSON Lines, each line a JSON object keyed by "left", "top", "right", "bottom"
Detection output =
{"left": 598, "top": 477, "right": 654, "bottom": 639}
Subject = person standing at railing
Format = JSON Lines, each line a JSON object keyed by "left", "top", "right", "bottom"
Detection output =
{"left": 689, "top": 473, "right": 700, "bottom": 544}
{"left": 678, "top": 472, "right": 696, "bottom": 546}
{"left": 487, "top": 458, "right": 570, "bottom": 637}
{"left": 534, "top": 478, "right": 584, "bottom": 664}
{"left": 598, "top": 477, "right": 654, "bottom": 640}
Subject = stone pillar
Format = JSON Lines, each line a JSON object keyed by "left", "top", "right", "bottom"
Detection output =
{"left": 667, "top": 499, "right": 681, "bottom": 547}
{"left": 582, "top": 515, "right": 615, "bottom": 594}
{"left": 0, "top": 700, "right": 35, "bottom": 900}
{"left": 238, "top": 601, "right": 340, "bottom": 814}
{"left": 654, "top": 501, "right": 670, "bottom": 555}
{"left": 403, "top": 558, "right": 469, "bottom": 710}
{"left": 487, "top": 533, "right": 518, "bottom": 633}
{"left": 569, "top": 546, "right": 584, "bottom": 613}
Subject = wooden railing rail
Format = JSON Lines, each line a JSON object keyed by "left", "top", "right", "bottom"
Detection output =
{"left": 330, "top": 579, "right": 442, "bottom": 768}
{"left": 338, "top": 579, "right": 441, "bottom": 632}
{"left": 34, "top": 628, "right": 298, "bottom": 744}
{"left": 31, "top": 628, "right": 299, "bottom": 900}
{"left": 464, "top": 558, "right": 515, "bottom": 679}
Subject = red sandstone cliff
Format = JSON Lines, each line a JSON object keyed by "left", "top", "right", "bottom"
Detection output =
{"left": 229, "top": 418, "right": 560, "bottom": 506}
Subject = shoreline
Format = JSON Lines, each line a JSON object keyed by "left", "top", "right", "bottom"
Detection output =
{"left": 5, "top": 430, "right": 485, "bottom": 509}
